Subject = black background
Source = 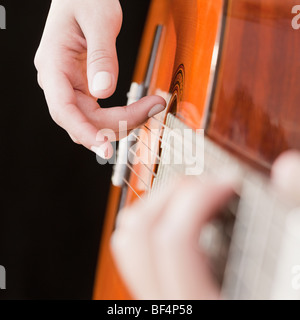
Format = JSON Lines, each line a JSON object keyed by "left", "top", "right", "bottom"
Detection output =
{"left": 0, "top": 0, "right": 150, "bottom": 299}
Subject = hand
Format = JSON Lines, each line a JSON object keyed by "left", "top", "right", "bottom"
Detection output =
{"left": 34, "top": 0, "right": 166, "bottom": 158}
{"left": 111, "top": 150, "right": 300, "bottom": 300}
{"left": 111, "top": 178, "right": 234, "bottom": 300}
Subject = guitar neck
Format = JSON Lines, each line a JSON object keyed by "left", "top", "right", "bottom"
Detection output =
{"left": 151, "top": 113, "right": 300, "bottom": 300}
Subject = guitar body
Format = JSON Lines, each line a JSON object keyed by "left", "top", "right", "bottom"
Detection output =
{"left": 94, "top": 0, "right": 300, "bottom": 300}
{"left": 209, "top": 0, "right": 300, "bottom": 168}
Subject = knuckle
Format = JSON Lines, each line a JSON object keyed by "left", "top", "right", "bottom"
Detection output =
{"left": 69, "top": 134, "right": 80, "bottom": 145}
{"left": 73, "top": 130, "right": 86, "bottom": 146}
{"left": 124, "top": 104, "right": 145, "bottom": 128}
{"left": 49, "top": 108, "right": 62, "bottom": 127}
{"left": 34, "top": 50, "right": 42, "bottom": 70}
{"left": 37, "top": 73, "right": 43, "bottom": 89}
{"left": 74, "top": 121, "right": 94, "bottom": 146}
{"left": 88, "top": 49, "right": 113, "bottom": 67}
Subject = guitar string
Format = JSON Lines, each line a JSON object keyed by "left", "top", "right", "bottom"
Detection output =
{"left": 124, "top": 150, "right": 182, "bottom": 197}
{"left": 130, "top": 131, "right": 162, "bottom": 162}
{"left": 201, "top": 144, "right": 275, "bottom": 298}
{"left": 122, "top": 177, "right": 144, "bottom": 201}
{"left": 124, "top": 112, "right": 206, "bottom": 196}
{"left": 123, "top": 141, "right": 186, "bottom": 197}
{"left": 229, "top": 185, "right": 282, "bottom": 299}
{"left": 250, "top": 193, "right": 276, "bottom": 299}
{"left": 143, "top": 120, "right": 201, "bottom": 153}
{"left": 127, "top": 130, "right": 195, "bottom": 191}
{"left": 125, "top": 162, "right": 150, "bottom": 191}
{"left": 125, "top": 123, "right": 287, "bottom": 298}
{"left": 232, "top": 183, "right": 262, "bottom": 299}
{"left": 142, "top": 124, "right": 198, "bottom": 162}
{"left": 153, "top": 113, "right": 202, "bottom": 133}
{"left": 143, "top": 123, "right": 184, "bottom": 145}
{"left": 152, "top": 115, "right": 203, "bottom": 136}
{"left": 123, "top": 134, "right": 203, "bottom": 197}
{"left": 191, "top": 148, "right": 282, "bottom": 297}
{"left": 124, "top": 117, "right": 205, "bottom": 196}
{"left": 128, "top": 148, "right": 157, "bottom": 178}
{"left": 130, "top": 113, "right": 201, "bottom": 162}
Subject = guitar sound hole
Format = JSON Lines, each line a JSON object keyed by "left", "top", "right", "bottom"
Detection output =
{"left": 168, "top": 93, "right": 178, "bottom": 116}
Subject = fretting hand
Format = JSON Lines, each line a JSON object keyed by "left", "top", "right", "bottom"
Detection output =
{"left": 111, "top": 150, "right": 300, "bottom": 300}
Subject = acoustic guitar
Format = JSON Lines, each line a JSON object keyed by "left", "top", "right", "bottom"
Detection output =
{"left": 93, "top": 0, "right": 300, "bottom": 300}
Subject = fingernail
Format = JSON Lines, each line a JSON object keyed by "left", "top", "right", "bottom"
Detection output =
{"left": 148, "top": 104, "right": 166, "bottom": 118}
{"left": 92, "top": 72, "right": 112, "bottom": 92}
{"left": 91, "top": 144, "right": 108, "bottom": 159}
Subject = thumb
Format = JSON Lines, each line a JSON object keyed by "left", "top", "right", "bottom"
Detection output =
{"left": 87, "top": 39, "right": 119, "bottom": 99}
{"left": 78, "top": 1, "right": 123, "bottom": 99}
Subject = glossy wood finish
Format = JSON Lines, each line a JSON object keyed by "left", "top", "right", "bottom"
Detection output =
{"left": 94, "top": 0, "right": 300, "bottom": 300}
{"left": 208, "top": 0, "right": 300, "bottom": 170}
{"left": 125, "top": 0, "right": 223, "bottom": 208}
{"left": 93, "top": 185, "right": 132, "bottom": 299}
{"left": 93, "top": 0, "right": 223, "bottom": 300}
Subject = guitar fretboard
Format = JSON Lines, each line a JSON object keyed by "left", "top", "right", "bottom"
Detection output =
{"left": 151, "top": 113, "right": 300, "bottom": 300}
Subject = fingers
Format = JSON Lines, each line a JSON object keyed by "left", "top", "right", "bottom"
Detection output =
{"left": 93, "top": 96, "right": 167, "bottom": 132}
{"left": 154, "top": 180, "right": 234, "bottom": 245}
{"left": 152, "top": 180, "right": 232, "bottom": 300}
{"left": 111, "top": 180, "right": 179, "bottom": 300}
{"left": 39, "top": 63, "right": 166, "bottom": 158}
{"left": 41, "top": 69, "right": 111, "bottom": 155}
{"left": 271, "top": 150, "right": 300, "bottom": 204}
{"left": 111, "top": 178, "right": 232, "bottom": 300}
{"left": 34, "top": 0, "right": 165, "bottom": 157}
{"left": 76, "top": 0, "right": 123, "bottom": 99}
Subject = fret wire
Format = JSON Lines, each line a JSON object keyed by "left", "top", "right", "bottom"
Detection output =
{"left": 131, "top": 118, "right": 288, "bottom": 299}
{"left": 128, "top": 149, "right": 158, "bottom": 178}
{"left": 122, "top": 178, "right": 144, "bottom": 201}
{"left": 126, "top": 162, "right": 150, "bottom": 191}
